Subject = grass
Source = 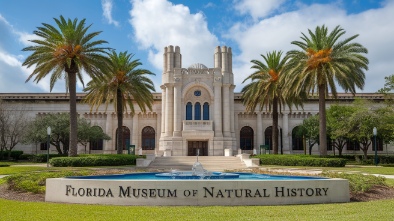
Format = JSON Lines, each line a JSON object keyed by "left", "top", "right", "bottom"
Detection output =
{"left": 0, "top": 166, "right": 56, "bottom": 175}
{"left": 0, "top": 198, "right": 394, "bottom": 221}
{"left": 1, "top": 163, "right": 394, "bottom": 220}
{"left": 260, "top": 165, "right": 394, "bottom": 175}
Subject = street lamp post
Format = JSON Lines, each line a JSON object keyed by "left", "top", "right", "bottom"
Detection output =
{"left": 373, "top": 127, "right": 378, "bottom": 166}
{"left": 47, "top": 126, "right": 51, "bottom": 167}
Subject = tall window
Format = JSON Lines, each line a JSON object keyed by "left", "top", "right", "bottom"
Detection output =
{"left": 40, "top": 142, "right": 49, "bottom": 150}
{"left": 142, "top": 126, "right": 155, "bottom": 150}
{"left": 116, "top": 126, "right": 130, "bottom": 150}
{"left": 186, "top": 102, "right": 192, "bottom": 120}
{"left": 372, "top": 137, "right": 384, "bottom": 151}
{"left": 194, "top": 102, "right": 201, "bottom": 120}
{"left": 346, "top": 139, "right": 360, "bottom": 151}
{"left": 90, "top": 126, "right": 104, "bottom": 150}
{"left": 292, "top": 126, "right": 303, "bottom": 150}
{"left": 203, "top": 102, "right": 209, "bottom": 120}
{"left": 240, "top": 126, "right": 254, "bottom": 150}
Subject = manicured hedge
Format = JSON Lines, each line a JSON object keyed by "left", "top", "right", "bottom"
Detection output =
{"left": 49, "top": 154, "right": 143, "bottom": 167}
{"left": 30, "top": 154, "right": 67, "bottom": 163}
{"left": 253, "top": 154, "right": 346, "bottom": 167}
{"left": 375, "top": 155, "right": 394, "bottom": 164}
{"left": 0, "top": 151, "right": 24, "bottom": 161}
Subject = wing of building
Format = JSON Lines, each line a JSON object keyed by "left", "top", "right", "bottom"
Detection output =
{"left": 0, "top": 46, "right": 390, "bottom": 155}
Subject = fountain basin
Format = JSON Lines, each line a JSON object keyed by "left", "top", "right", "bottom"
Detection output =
{"left": 45, "top": 172, "right": 349, "bottom": 206}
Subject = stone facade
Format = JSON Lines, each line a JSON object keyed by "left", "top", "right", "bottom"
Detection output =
{"left": 1, "top": 46, "right": 392, "bottom": 156}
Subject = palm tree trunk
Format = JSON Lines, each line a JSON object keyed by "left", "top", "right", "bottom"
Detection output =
{"left": 116, "top": 88, "right": 123, "bottom": 154}
{"left": 272, "top": 96, "right": 279, "bottom": 154}
{"left": 318, "top": 84, "right": 327, "bottom": 156}
{"left": 68, "top": 71, "right": 78, "bottom": 157}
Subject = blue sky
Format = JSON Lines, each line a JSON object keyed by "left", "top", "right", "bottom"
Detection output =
{"left": 0, "top": 0, "right": 393, "bottom": 93}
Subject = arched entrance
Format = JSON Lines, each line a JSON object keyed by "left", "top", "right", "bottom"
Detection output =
{"left": 115, "top": 126, "right": 130, "bottom": 150}
{"left": 292, "top": 126, "right": 303, "bottom": 150}
{"left": 141, "top": 126, "right": 155, "bottom": 150}
{"left": 240, "top": 126, "right": 254, "bottom": 150}
{"left": 89, "top": 126, "right": 104, "bottom": 151}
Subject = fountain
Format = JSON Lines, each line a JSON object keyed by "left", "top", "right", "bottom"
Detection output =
{"left": 45, "top": 153, "right": 350, "bottom": 206}
{"left": 156, "top": 150, "right": 240, "bottom": 179}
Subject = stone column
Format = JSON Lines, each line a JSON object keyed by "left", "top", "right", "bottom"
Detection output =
{"left": 105, "top": 112, "right": 113, "bottom": 152}
{"left": 160, "top": 85, "right": 166, "bottom": 136}
{"left": 156, "top": 113, "right": 161, "bottom": 153}
{"left": 234, "top": 112, "right": 239, "bottom": 152}
{"left": 230, "top": 85, "right": 235, "bottom": 137}
{"left": 257, "top": 112, "right": 263, "bottom": 154}
{"left": 132, "top": 113, "right": 139, "bottom": 148}
{"left": 223, "top": 84, "right": 230, "bottom": 137}
{"left": 213, "top": 82, "right": 222, "bottom": 137}
{"left": 165, "top": 84, "right": 174, "bottom": 137}
{"left": 173, "top": 82, "right": 182, "bottom": 137}
{"left": 282, "top": 112, "right": 290, "bottom": 153}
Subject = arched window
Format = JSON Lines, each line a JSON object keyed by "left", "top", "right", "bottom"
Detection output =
{"left": 203, "top": 102, "right": 209, "bottom": 120}
{"left": 240, "top": 126, "right": 254, "bottom": 150}
{"left": 90, "top": 126, "right": 104, "bottom": 150}
{"left": 264, "top": 126, "right": 280, "bottom": 150}
{"left": 142, "top": 126, "right": 155, "bottom": 150}
{"left": 194, "top": 102, "right": 201, "bottom": 120}
{"left": 116, "top": 126, "right": 130, "bottom": 150}
{"left": 186, "top": 102, "right": 192, "bottom": 120}
{"left": 292, "top": 126, "right": 303, "bottom": 150}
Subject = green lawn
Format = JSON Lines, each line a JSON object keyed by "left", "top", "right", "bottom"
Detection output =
{"left": 0, "top": 198, "right": 393, "bottom": 221}
{"left": 0, "top": 166, "right": 56, "bottom": 175}
{"left": 1, "top": 164, "right": 394, "bottom": 220}
{"left": 260, "top": 165, "right": 394, "bottom": 175}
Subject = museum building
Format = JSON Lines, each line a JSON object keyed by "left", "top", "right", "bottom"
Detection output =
{"left": 0, "top": 46, "right": 390, "bottom": 156}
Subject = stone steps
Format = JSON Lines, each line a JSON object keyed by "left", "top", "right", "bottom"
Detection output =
{"left": 148, "top": 156, "right": 247, "bottom": 171}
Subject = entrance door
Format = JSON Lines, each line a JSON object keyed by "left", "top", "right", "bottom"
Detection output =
{"left": 188, "top": 141, "right": 208, "bottom": 156}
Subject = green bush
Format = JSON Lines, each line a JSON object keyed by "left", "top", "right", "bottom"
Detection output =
{"left": 30, "top": 154, "right": 67, "bottom": 163}
{"left": 378, "top": 155, "right": 394, "bottom": 164}
{"left": 19, "top": 154, "right": 33, "bottom": 161}
{"left": 5, "top": 170, "right": 92, "bottom": 193}
{"left": 50, "top": 154, "right": 142, "bottom": 167}
{"left": 253, "top": 155, "right": 346, "bottom": 167}
{"left": 321, "top": 171, "right": 386, "bottom": 193}
{"left": 0, "top": 151, "right": 24, "bottom": 161}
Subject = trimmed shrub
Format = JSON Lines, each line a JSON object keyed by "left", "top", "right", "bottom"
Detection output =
{"left": 253, "top": 155, "right": 346, "bottom": 167}
{"left": 0, "top": 151, "right": 24, "bottom": 161}
{"left": 30, "top": 154, "right": 67, "bottom": 163}
{"left": 19, "top": 154, "right": 33, "bottom": 161}
{"left": 322, "top": 171, "right": 386, "bottom": 193}
{"left": 50, "top": 154, "right": 142, "bottom": 167}
{"left": 5, "top": 170, "right": 92, "bottom": 193}
{"left": 378, "top": 155, "right": 394, "bottom": 164}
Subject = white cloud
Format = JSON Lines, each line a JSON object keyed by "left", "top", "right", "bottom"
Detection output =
{"left": 102, "top": 0, "right": 120, "bottom": 27}
{"left": 129, "top": 0, "right": 219, "bottom": 72}
{"left": 233, "top": 0, "right": 287, "bottom": 20}
{"left": 227, "top": 2, "right": 394, "bottom": 92}
{"left": 0, "top": 14, "right": 64, "bottom": 93}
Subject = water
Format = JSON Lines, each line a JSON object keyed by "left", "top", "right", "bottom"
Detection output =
{"left": 67, "top": 172, "right": 327, "bottom": 180}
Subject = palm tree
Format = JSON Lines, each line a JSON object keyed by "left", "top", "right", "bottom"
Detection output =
{"left": 241, "top": 51, "right": 302, "bottom": 154}
{"left": 83, "top": 51, "right": 155, "bottom": 154}
{"left": 284, "top": 25, "right": 368, "bottom": 155}
{"left": 22, "top": 16, "right": 109, "bottom": 157}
